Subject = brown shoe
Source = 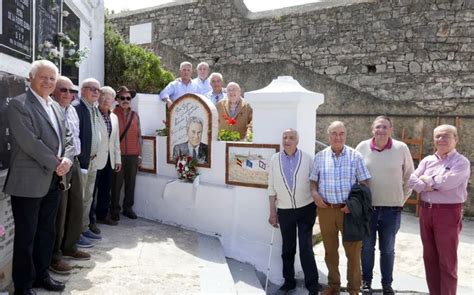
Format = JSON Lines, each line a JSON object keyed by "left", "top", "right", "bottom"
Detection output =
{"left": 97, "top": 216, "right": 118, "bottom": 226}
{"left": 321, "top": 287, "right": 340, "bottom": 295}
{"left": 63, "top": 250, "right": 91, "bottom": 261}
{"left": 49, "top": 260, "right": 72, "bottom": 275}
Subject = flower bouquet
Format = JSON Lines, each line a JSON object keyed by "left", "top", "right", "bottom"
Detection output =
{"left": 175, "top": 156, "right": 199, "bottom": 182}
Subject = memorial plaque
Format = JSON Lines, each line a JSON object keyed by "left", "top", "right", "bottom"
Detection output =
{"left": 139, "top": 136, "right": 157, "bottom": 174}
{"left": 0, "top": 0, "right": 33, "bottom": 61}
{"left": 35, "top": 0, "right": 61, "bottom": 61}
{"left": 0, "top": 71, "right": 28, "bottom": 171}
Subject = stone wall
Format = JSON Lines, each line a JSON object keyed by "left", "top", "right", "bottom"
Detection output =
{"left": 110, "top": 0, "right": 474, "bottom": 214}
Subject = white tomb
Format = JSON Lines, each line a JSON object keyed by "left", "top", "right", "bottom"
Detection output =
{"left": 133, "top": 76, "right": 324, "bottom": 284}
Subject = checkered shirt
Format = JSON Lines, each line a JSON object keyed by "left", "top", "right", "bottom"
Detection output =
{"left": 310, "top": 145, "right": 370, "bottom": 204}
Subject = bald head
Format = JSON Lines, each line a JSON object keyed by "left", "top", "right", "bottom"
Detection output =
{"left": 282, "top": 128, "right": 299, "bottom": 155}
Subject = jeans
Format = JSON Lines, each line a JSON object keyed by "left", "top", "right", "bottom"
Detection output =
{"left": 361, "top": 206, "right": 401, "bottom": 286}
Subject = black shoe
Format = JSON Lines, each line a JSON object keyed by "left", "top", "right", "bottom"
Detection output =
{"left": 14, "top": 288, "right": 36, "bottom": 295}
{"left": 33, "top": 276, "right": 65, "bottom": 292}
{"left": 89, "top": 223, "right": 101, "bottom": 234}
{"left": 110, "top": 213, "right": 120, "bottom": 221}
{"left": 382, "top": 285, "right": 394, "bottom": 294}
{"left": 361, "top": 280, "right": 372, "bottom": 293}
{"left": 97, "top": 216, "right": 119, "bottom": 226}
{"left": 278, "top": 282, "right": 296, "bottom": 293}
{"left": 308, "top": 283, "right": 322, "bottom": 295}
{"left": 123, "top": 210, "right": 137, "bottom": 219}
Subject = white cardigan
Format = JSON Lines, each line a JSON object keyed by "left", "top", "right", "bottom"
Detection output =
{"left": 267, "top": 150, "right": 314, "bottom": 209}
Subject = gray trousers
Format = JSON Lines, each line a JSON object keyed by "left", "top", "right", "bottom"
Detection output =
{"left": 52, "top": 158, "right": 83, "bottom": 262}
{"left": 111, "top": 155, "right": 139, "bottom": 216}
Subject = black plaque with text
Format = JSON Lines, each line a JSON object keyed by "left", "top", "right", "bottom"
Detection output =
{"left": 0, "top": 0, "right": 33, "bottom": 61}
{"left": 35, "top": 0, "right": 61, "bottom": 60}
{"left": 0, "top": 71, "right": 28, "bottom": 171}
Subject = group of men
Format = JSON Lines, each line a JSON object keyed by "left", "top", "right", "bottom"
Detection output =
{"left": 268, "top": 118, "right": 469, "bottom": 295}
{"left": 160, "top": 61, "right": 253, "bottom": 149}
{"left": 4, "top": 60, "right": 142, "bottom": 295}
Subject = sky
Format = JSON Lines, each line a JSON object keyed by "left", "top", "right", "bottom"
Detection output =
{"left": 104, "top": 0, "right": 321, "bottom": 13}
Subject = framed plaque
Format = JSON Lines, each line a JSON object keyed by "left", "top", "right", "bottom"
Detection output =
{"left": 0, "top": 0, "right": 33, "bottom": 61}
{"left": 225, "top": 142, "right": 280, "bottom": 189}
{"left": 139, "top": 136, "right": 156, "bottom": 174}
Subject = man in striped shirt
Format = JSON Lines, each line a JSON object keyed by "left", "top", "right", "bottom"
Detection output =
{"left": 310, "top": 121, "right": 370, "bottom": 295}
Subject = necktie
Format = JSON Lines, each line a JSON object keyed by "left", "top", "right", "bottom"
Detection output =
{"left": 193, "top": 149, "right": 197, "bottom": 158}
{"left": 215, "top": 95, "right": 219, "bottom": 104}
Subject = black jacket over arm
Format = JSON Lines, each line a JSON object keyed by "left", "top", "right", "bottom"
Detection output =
{"left": 74, "top": 100, "right": 92, "bottom": 169}
{"left": 343, "top": 183, "right": 373, "bottom": 242}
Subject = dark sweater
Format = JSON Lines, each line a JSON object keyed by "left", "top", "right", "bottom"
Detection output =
{"left": 343, "top": 183, "right": 373, "bottom": 242}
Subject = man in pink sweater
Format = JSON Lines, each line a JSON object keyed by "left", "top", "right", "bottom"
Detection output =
{"left": 356, "top": 116, "right": 414, "bottom": 294}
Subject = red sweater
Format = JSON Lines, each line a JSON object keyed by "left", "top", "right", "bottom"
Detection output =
{"left": 114, "top": 107, "right": 141, "bottom": 156}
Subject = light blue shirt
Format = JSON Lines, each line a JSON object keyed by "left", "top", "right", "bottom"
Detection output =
{"left": 193, "top": 77, "right": 211, "bottom": 95}
{"left": 281, "top": 149, "right": 301, "bottom": 193}
{"left": 159, "top": 79, "right": 198, "bottom": 102}
{"left": 310, "top": 145, "right": 370, "bottom": 204}
{"left": 205, "top": 90, "right": 225, "bottom": 105}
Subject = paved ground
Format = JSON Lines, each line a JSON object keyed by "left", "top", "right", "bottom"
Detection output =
{"left": 3, "top": 212, "right": 473, "bottom": 294}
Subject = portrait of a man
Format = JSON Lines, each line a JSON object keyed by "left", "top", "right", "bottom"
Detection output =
{"left": 172, "top": 116, "right": 209, "bottom": 164}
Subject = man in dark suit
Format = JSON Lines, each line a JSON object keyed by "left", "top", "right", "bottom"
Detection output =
{"left": 172, "top": 116, "right": 208, "bottom": 164}
{"left": 4, "top": 60, "right": 74, "bottom": 295}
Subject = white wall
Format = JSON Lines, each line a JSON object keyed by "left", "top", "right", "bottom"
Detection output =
{"left": 132, "top": 78, "right": 324, "bottom": 284}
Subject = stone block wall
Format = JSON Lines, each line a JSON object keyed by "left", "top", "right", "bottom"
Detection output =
{"left": 110, "top": 0, "right": 474, "bottom": 214}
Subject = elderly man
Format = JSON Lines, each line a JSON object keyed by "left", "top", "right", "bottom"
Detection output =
{"left": 91, "top": 86, "right": 122, "bottom": 226}
{"left": 216, "top": 82, "right": 253, "bottom": 140}
{"left": 205, "top": 72, "right": 226, "bottom": 105}
{"left": 75, "top": 78, "right": 105, "bottom": 244}
{"left": 160, "top": 61, "right": 198, "bottom": 107}
{"left": 50, "top": 76, "right": 91, "bottom": 275}
{"left": 172, "top": 116, "right": 208, "bottom": 164}
{"left": 4, "top": 60, "right": 74, "bottom": 294}
{"left": 408, "top": 124, "right": 470, "bottom": 295}
{"left": 111, "top": 86, "right": 142, "bottom": 220}
{"left": 268, "top": 129, "right": 320, "bottom": 295}
{"left": 193, "top": 61, "right": 212, "bottom": 95}
{"left": 310, "top": 121, "right": 370, "bottom": 295}
{"left": 356, "top": 116, "right": 414, "bottom": 293}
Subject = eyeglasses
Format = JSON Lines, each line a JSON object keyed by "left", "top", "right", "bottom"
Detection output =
{"left": 118, "top": 96, "right": 132, "bottom": 101}
{"left": 83, "top": 86, "right": 100, "bottom": 92}
{"left": 59, "top": 88, "right": 78, "bottom": 94}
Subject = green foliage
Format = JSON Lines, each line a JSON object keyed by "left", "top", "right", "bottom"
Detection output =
{"left": 218, "top": 129, "right": 241, "bottom": 141}
{"left": 104, "top": 18, "right": 174, "bottom": 93}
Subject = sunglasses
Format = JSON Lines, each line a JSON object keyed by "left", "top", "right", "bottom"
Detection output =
{"left": 83, "top": 86, "right": 100, "bottom": 92}
{"left": 118, "top": 96, "right": 132, "bottom": 101}
{"left": 59, "top": 88, "right": 78, "bottom": 94}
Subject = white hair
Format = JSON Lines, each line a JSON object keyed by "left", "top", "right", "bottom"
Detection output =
{"left": 179, "top": 61, "right": 192, "bottom": 70}
{"left": 81, "top": 78, "right": 100, "bottom": 88}
{"left": 226, "top": 82, "right": 240, "bottom": 90}
{"left": 209, "top": 72, "right": 223, "bottom": 82}
{"left": 100, "top": 86, "right": 116, "bottom": 98}
{"left": 197, "top": 62, "right": 209, "bottom": 69}
{"left": 30, "top": 60, "right": 59, "bottom": 79}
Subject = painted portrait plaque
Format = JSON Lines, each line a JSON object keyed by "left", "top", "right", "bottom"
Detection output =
{"left": 225, "top": 143, "right": 280, "bottom": 188}
{"left": 167, "top": 93, "right": 212, "bottom": 168}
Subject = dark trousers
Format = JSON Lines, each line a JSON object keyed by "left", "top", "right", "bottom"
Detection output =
{"left": 11, "top": 175, "right": 61, "bottom": 289}
{"left": 111, "top": 155, "right": 138, "bottom": 215}
{"left": 90, "top": 156, "right": 113, "bottom": 222}
{"left": 278, "top": 202, "right": 319, "bottom": 291}
{"left": 361, "top": 206, "right": 401, "bottom": 286}
{"left": 53, "top": 158, "right": 83, "bottom": 262}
